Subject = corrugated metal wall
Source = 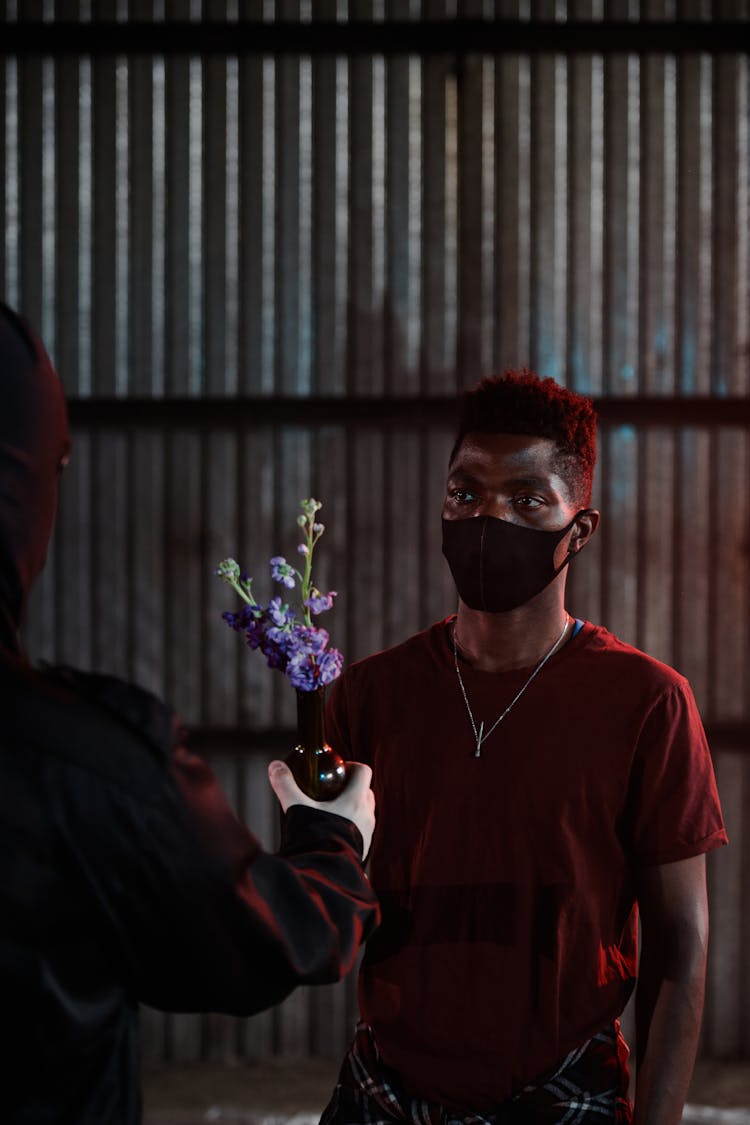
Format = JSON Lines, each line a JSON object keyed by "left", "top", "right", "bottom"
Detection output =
{"left": 3, "top": 1, "right": 750, "bottom": 1062}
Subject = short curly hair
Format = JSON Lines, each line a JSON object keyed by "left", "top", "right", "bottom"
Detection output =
{"left": 449, "top": 369, "right": 597, "bottom": 506}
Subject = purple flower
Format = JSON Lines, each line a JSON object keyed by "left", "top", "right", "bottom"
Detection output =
{"left": 292, "top": 624, "right": 329, "bottom": 656}
{"left": 260, "top": 639, "right": 287, "bottom": 670}
{"left": 244, "top": 617, "right": 266, "bottom": 651}
{"left": 217, "top": 499, "right": 344, "bottom": 691}
{"left": 317, "top": 647, "right": 344, "bottom": 685}
{"left": 304, "top": 589, "right": 337, "bottom": 615}
{"left": 267, "top": 596, "right": 295, "bottom": 628}
{"left": 270, "top": 556, "right": 296, "bottom": 589}
{"left": 223, "top": 604, "right": 256, "bottom": 632}
{"left": 286, "top": 651, "right": 319, "bottom": 691}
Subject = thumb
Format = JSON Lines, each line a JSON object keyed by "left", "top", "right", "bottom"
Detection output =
{"left": 267, "top": 759, "right": 310, "bottom": 813}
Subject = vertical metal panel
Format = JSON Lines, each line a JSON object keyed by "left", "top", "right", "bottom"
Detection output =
{"left": 77, "top": 55, "right": 93, "bottom": 395}
{"left": 0, "top": 55, "right": 6, "bottom": 296}
{"left": 676, "top": 52, "right": 712, "bottom": 396}
{"left": 424, "top": 426, "right": 459, "bottom": 624}
{"left": 385, "top": 430, "right": 422, "bottom": 644}
{"left": 603, "top": 53, "right": 640, "bottom": 394}
{"left": 713, "top": 51, "right": 742, "bottom": 396}
{"left": 705, "top": 752, "right": 745, "bottom": 1056}
{"left": 55, "top": 434, "right": 93, "bottom": 669}
{"left": 710, "top": 429, "right": 749, "bottom": 722}
{"left": 91, "top": 10, "right": 119, "bottom": 394}
{"left": 420, "top": 46, "right": 452, "bottom": 390}
{"left": 312, "top": 17, "right": 340, "bottom": 392}
{"left": 637, "top": 429, "right": 675, "bottom": 666}
{"left": 529, "top": 52, "right": 567, "bottom": 381}
{"left": 55, "top": 55, "right": 81, "bottom": 389}
{"left": 736, "top": 54, "right": 750, "bottom": 396}
{"left": 457, "top": 52, "right": 483, "bottom": 383}
{"left": 276, "top": 426, "right": 315, "bottom": 723}
{"left": 3, "top": 58, "right": 19, "bottom": 308}
{"left": 128, "top": 52, "right": 155, "bottom": 395}
{"left": 164, "top": 33, "right": 191, "bottom": 393}
{"left": 165, "top": 432, "right": 204, "bottom": 733}
{"left": 204, "top": 47, "right": 229, "bottom": 394}
{"left": 348, "top": 1, "right": 377, "bottom": 394}
{"left": 237, "top": 427, "right": 276, "bottom": 729}
{"left": 639, "top": 51, "right": 677, "bottom": 395}
{"left": 348, "top": 427, "right": 387, "bottom": 662}
{"left": 567, "top": 52, "right": 599, "bottom": 393}
{"left": 275, "top": 7, "right": 302, "bottom": 393}
{"left": 565, "top": 430, "right": 604, "bottom": 624}
{"left": 18, "top": 47, "right": 44, "bottom": 329}
{"left": 600, "top": 426, "right": 639, "bottom": 644}
{"left": 91, "top": 431, "right": 130, "bottom": 678}
{"left": 674, "top": 429, "right": 712, "bottom": 710}
{"left": 236, "top": 51, "right": 264, "bottom": 393}
{"left": 132, "top": 431, "right": 167, "bottom": 698}
{"left": 385, "top": 52, "right": 411, "bottom": 392}
{"left": 493, "top": 53, "right": 528, "bottom": 372}
{"left": 204, "top": 431, "right": 239, "bottom": 723}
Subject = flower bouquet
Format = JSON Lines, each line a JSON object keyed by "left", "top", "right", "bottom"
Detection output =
{"left": 216, "top": 498, "right": 348, "bottom": 800}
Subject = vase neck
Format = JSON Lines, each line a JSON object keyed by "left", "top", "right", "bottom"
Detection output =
{"left": 295, "top": 686, "right": 327, "bottom": 750}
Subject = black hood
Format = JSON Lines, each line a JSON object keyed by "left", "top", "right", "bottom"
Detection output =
{"left": 0, "top": 303, "right": 70, "bottom": 654}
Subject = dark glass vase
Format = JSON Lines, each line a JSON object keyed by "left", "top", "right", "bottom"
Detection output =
{"left": 285, "top": 686, "right": 347, "bottom": 801}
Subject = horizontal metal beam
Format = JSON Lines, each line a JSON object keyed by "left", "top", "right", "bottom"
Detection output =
{"left": 66, "top": 395, "right": 750, "bottom": 430}
{"left": 1, "top": 19, "right": 749, "bottom": 56}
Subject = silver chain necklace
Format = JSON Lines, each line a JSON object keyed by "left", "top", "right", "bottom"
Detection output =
{"left": 452, "top": 616, "right": 571, "bottom": 758}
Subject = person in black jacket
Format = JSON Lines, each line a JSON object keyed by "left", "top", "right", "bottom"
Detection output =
{"left": 0, "top": 301, "right": 379, "bottom": 1124}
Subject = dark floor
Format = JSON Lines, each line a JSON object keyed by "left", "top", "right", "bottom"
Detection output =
{"left": 142, "top": 1058, "right": 750, "bottom": 1124}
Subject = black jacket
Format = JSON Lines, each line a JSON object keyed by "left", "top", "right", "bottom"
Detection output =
{"left": 0, "top": 303, "right": 379, "bottom": 1122}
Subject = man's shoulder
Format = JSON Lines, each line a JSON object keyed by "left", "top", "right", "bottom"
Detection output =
{"left": 579, "top": 622, "right": 690, "bottom": 698}
{"left": 341, "top": 620, "right": 445, "bottom": 685}
{"left": 2, "top": 659, "right": 177, "bottom": 798}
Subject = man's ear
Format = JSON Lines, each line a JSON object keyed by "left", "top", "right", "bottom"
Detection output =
{"left": 570, "top": 508, "right": 600, "bottom": 553}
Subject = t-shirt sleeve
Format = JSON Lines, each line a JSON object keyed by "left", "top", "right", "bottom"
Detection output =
{"left": 624, "top": 679, "right": 728, "bottom": 868}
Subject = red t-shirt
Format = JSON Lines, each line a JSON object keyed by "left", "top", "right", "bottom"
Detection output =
{"left": 326, "top": 617, "right": 727, "bottom": 1110}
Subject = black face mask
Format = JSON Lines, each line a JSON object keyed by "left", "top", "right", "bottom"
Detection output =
{"left": 441, "top": 511, "right": 591, "bottom": 614}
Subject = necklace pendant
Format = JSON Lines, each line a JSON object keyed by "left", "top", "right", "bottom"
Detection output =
{"left": 475, "top": 720, "right": 484, "bottom": 758}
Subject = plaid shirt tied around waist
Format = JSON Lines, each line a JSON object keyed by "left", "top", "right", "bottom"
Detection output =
{"left": 319, "top": 1020, "right": 633, "bottom": 1125}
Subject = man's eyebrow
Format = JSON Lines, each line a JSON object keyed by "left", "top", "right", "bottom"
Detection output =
{"left": 448, "top": 469, "right": 553, "bottom": 491}
{"left": 503, "top": 475, "right": 553, "bottom": 490}
{"left": 447, "top": 469, "right": 483, "bottom": 487}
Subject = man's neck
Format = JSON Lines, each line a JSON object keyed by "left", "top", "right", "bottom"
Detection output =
{"left": 452, "top": 593, "right": 572, "bottom": 674}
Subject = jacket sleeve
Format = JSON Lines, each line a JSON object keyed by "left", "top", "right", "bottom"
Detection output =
{"left": 70, "top": 733, "right": 379, "bottom": 1017}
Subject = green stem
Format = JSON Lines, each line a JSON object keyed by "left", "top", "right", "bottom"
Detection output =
{"left": 227, "top": 576, "right": 257, "bottom": 608}
{"left": 301, "top": 513, "right": 314, "bottom": 627}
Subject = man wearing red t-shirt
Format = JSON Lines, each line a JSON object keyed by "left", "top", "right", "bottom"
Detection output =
{"left": 320, "top": 371, "right": 727, "bottom": 1125}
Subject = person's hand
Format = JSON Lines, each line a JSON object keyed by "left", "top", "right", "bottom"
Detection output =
{"left": 268, "top": 760, "right": 376, "bottom": 859}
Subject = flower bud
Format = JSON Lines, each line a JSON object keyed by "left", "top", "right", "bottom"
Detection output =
{"left": 216, "top": 558, "right": 240, "bottom": 581}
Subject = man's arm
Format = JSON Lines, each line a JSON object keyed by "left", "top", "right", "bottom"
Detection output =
{"left": 634, "top": 853, "right": 709, "bottom": 1125}
{"left": 70, "top": 737, "right": 378, "bottom": 1018}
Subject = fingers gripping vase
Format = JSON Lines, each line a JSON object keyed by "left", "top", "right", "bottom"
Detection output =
{"left": 285, "top": 686, "right": 347, "bottom": 801}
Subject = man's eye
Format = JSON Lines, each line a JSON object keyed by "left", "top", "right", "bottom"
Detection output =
{"left": 513, "top": 495, "right": 543, "bottom": 509}
{"left": 450, "top": 489, "right": 477, "bottom": 504}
